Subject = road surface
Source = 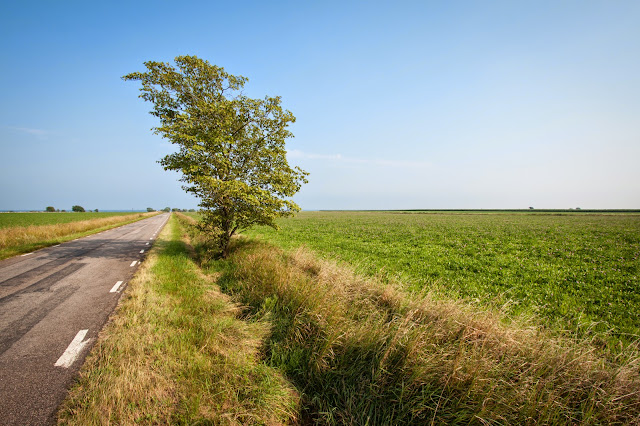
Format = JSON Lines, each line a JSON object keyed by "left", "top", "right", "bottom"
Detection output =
{"left": 0, "top": 213, "right": 169, "bottom": 425}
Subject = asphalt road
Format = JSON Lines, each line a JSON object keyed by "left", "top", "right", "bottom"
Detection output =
{"left": 0, "top": 213, "right": 169, "bottom": 425}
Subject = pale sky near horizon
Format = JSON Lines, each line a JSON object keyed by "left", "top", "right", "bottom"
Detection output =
{"left": 1, "top": 1, "right": 639, "bottom": 211}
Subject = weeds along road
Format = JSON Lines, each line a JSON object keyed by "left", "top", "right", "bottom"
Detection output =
{"left": 0, "top": 213, "right": 169, "bottom": 425}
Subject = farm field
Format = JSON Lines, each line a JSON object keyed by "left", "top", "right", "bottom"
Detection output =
{"left": 0, "top": 212, "right": 137, "bottom": 229}
{"left": 243, "top": 211, "right": 640, "bottom": 349}
{"left": 0, "top": 212, "right": 157, "bottom": 259}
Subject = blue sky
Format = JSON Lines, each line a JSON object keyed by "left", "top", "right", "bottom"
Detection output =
{"left": 1, "top": 1, "right": 639, "bottom": 211}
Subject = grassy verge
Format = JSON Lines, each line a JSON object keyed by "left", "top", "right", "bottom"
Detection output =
{"left": 211, "top": 238, "right": 640, "bottom": 424}
{"left": 0, "top": 212, "right": 159, "bottom": 259}
{"left": 57, "top": 214, "right": 298, "bottom": 425}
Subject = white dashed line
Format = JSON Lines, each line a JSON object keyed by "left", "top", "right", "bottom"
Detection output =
{"left": 145, "top": 242, "right": 149, "bottom": 245}
{"left": 54, "top": 330, "right": 90, "bottom": 368}
{"left": 21, "top": 253, "right": 33, "bottom": 257}
{"left": 53, "top": 244, "right": 61, "bottom": 247}
{"left": 129, "top": 261, "right": 137, "bottom": 267}
{"left": 140, "top": 250, "right": 145, "bottom": 254}
{"left": 110, "top": 281, "right": 124, "bottom": 293}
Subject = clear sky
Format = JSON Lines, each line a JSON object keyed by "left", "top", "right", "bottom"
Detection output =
{"left": 1, "top": 0, "right": 639, "bottom": 211}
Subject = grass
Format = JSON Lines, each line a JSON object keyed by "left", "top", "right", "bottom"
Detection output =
{"left": 0, "top": 212, "right": 138, "bottom": 229}
{"left": 211, "top": 238, "right": 640, "bottom": 424}
{"left": 243, "top": 211, "right": 640, "bottom": 351}
{"left": 0, "top": 212, "right": 158, "bottom": 259}
{"left": 58, "top": 214, "right": 298, "bottom": 425}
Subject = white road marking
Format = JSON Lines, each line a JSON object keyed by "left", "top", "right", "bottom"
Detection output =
{"left": 149, "top": 238, "right": 153, "bottom": 240}
{"left": 54, "top": 329, "right": 90, "bottom": 368}
{"left": 21, "top": 253, "right": 33, "bottom": 257}
{"left": 129, "top": 261, "right": 137, "bottom": 267}
{"left": 140, "top": 250, "right": 145, "bottom": 254}
{"left": 53, "top": 244, "right": 61, "bottom": 247}
{"left": 145, "top": 242, "right": 149, "bottom": 245}
{"left": 110, "top": 281, "right": 124, "bottom": 293}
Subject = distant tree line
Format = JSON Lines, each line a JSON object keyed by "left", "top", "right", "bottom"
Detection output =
{"left": 147, "top": 207, "right": 196, "bottom": 213}
{"left": 43, "top": 206, "right": 197, "bottom": 213}
{"left": 45, "top": 205, "right": 98, "bottom": 212}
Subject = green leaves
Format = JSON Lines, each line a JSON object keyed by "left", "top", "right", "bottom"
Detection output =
{"left": 124, "top": 55, "right": 307, "bottom": 257}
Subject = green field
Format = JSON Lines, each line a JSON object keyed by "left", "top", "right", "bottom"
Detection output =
{"left": 243, "top": 211, "right": 640, "bottom": 348}
{"left": 0, "top": 212, "right": 136, "bottom": 229}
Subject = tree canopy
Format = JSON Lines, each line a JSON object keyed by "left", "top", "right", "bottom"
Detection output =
{"left": 123, "top": 55, "right": 307, "bottom": 257}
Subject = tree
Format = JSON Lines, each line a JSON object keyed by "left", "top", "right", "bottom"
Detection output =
{"left": 45, "top": 206, "right": 55, "bottom": 212}
{"left": 147, "top": 207, "right": 155, "bottom": 212}
{"left": 72, "top": 205, "right": 85, "bottom": 212}
{"left": 124, "top": 56, "right": 308, "bottom": 257}
{"left": 162, "top": 207, "right": 171, "bottom": 212}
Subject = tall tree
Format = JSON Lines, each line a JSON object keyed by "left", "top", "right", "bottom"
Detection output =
{"left": 123, "top": 56, "right": 307, "bottom": 257}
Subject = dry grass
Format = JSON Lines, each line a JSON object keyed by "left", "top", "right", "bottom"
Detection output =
{"left": 57, "top": 215, "right": 298, "bottom": 425}
{"left": 218, "top": 239, "right": 640, "bottom": 424}
{"left": 0, "top": 212, "right": 157, "bottom": 259}
{"left": 175, "top": 211, "right": 198, "bottom": 225}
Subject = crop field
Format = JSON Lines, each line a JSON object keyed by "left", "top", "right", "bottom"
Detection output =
{"left": 0, "top": 212, "right": 136, "bottom": 229}
{"left": 243, "top": 211, "right": 640, "bottom": 349}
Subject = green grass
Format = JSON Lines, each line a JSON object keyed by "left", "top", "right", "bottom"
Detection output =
{"left": 181, "top": 211, "right": 201, "bottom": 220}
{"left": 242, "top": 211, "right": 640, "bottom": 350}
{"left": 0, "top": 212, "right": 135, "bottom": 229}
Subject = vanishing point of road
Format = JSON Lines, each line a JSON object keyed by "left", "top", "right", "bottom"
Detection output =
{"left": 0, "top": 213, "right": 169, "bottom": 425}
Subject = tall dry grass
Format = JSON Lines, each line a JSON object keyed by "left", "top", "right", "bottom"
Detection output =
{"left": 175, "top": 211, "right": 198, "bottom": 226}
{"left": 217, "top": 239, "right": 640, "bottom": 424}
{"left": 0, "top": 212, "right": 155, "bottom": 258}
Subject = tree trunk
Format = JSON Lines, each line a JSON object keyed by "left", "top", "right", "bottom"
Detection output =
{"left": 218, "top": 231, "right": 231, "bottom": 258}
